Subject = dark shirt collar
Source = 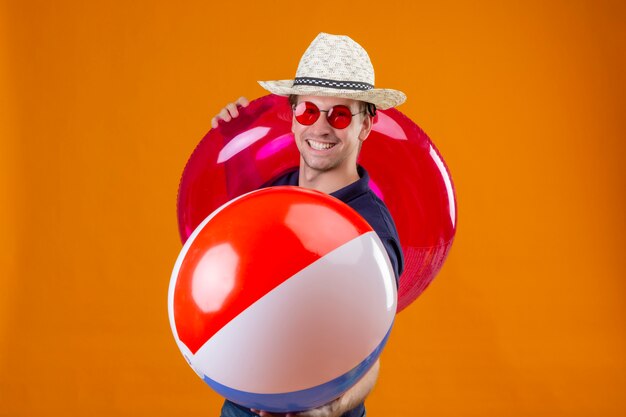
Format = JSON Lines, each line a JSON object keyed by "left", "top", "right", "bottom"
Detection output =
{"left": 278, "top": 165, "right": 370, "bottom": 202}
{"left": 330, "top": 165, "right": 370, "bottom": 202}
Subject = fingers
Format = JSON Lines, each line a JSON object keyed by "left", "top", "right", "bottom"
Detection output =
{"left": 250, "top": 409, "right": 292, "bottom": 417}
{"left": 225, "top": 102, "right": 240, "bottom": 118}
{"left": 250, "top": 410, "right": 310, "bottom": 417}
{"left": 211, "top": 97, "right": 250, "bottom": 129}
{"left": 236, "top": 96, "right": 250, "bottom": 107}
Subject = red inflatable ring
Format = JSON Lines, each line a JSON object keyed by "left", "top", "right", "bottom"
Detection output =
{"left": 177, "top": 94, "right": 456, "bottom": 312}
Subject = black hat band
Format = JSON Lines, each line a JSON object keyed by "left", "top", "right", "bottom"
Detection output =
{"left": 293, "top": 77, "right": 374, "bottom": 91}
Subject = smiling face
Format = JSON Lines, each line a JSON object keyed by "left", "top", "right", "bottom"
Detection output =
{"left": 291, "top": 95, "right": 372, "bottom": 178}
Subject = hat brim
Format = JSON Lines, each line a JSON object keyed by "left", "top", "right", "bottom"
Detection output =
{"left": 258, "top": 80, "right": 406, "bottom": 110}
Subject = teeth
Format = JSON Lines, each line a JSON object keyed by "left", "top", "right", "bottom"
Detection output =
{"left": 308, "top": 140, "right": 335, "bottom": 150}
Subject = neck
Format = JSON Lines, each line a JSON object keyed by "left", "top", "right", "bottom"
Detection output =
{"left": 298, "top": 163, "right": 360, "bottom": 194}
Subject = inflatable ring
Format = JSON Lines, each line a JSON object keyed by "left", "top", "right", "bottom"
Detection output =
{"left": 177, "top": 94, "right": 456, "bottom": 312}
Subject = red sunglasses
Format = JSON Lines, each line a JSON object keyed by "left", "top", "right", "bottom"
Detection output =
{"left": 293, "top": 101, "right": 365, "bottom": 129}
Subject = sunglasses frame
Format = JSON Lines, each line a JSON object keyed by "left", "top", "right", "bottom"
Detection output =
{"left": 292, "top": 101, "right": 367, "bottom": 129}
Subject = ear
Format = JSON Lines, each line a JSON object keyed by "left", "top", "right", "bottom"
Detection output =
{"left": 358, "top": 114, "right": 373, "bottom": 141}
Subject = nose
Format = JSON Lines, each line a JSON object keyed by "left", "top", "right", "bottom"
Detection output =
{"left": 308, "top": 112, "right": 334, "bottom": 135}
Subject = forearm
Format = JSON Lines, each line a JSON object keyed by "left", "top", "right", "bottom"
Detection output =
{"left": 253, "top": 357, "right": 382, "bottom": 417}
{"left": 335, "top": 359, "right": 380, "bottom": 414}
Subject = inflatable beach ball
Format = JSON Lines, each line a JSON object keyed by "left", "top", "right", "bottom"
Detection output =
{"left": 168, "top": 186, "right": 397, "bottom": 413}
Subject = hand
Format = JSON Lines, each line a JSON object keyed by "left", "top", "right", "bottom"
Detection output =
{"left": 211, "top": 96, "right": 250, "bottom": 128}
{"left": 250, "top": 359, "right": 380, "bottom": 417}
{"left": 250, "top": 397, "right": 342, "bottom": 417}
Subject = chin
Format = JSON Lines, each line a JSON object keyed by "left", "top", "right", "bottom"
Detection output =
{"left": 305, "top": 163, "right": 336, "bottom": 173}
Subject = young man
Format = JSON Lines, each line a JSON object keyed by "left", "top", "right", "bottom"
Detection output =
{"left": 213, "top": 33, "right": 406, "bottom": 417}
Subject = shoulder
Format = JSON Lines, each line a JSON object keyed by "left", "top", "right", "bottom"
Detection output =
{"left": 342, "top": 189, "right": 404, "bottom": 280}
{"left": 263, "top": 169, "right": 299, "bottom": 187}
{"left": 347, "top": 190, "right": 399, "bottom": 242}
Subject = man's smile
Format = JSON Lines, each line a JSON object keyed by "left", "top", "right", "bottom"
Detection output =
{"left": 306, "top": 139, "right": 337, "bottom": 151}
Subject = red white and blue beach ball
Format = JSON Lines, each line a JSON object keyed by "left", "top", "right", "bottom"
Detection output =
{"left": 168, "top": 186, "right": 397, "bottom": 412}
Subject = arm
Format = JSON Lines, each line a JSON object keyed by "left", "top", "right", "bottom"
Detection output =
{"left": 210, "top": 96, "right": 249, "bottom": 128}
{"left": 252, "top": 359, "right": 381, "bottom": 417}
{"left": 326, "top": 358, "right": 380, "bottom": 417}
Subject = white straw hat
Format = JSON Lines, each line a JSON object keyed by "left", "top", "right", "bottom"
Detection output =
{"left": 258, "top": 33, "right": 406, "bottom": 110}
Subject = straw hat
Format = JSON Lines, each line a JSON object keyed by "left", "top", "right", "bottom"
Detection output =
{"left": 258, "top": 33, "right": 406, "bottom": 110}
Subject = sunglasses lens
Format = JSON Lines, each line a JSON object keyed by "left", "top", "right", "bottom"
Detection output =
{"left": 327, "top": 105, "right": 352, "bottom": 129}
{"left": 294, "top": 102, "right": 320, "bottom": 125}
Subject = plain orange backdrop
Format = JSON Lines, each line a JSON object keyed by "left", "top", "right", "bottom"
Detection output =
{"left": 1, "top": 1, "right": 625, "bottom": 416}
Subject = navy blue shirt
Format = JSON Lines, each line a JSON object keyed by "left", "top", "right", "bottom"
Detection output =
{"left": 270, "top": 165, "right": 404, "bottom": 282}
{"left": 220, "top": 165, "right": 403, "bottom": 417}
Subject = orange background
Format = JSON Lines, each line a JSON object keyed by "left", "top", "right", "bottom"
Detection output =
{"left": 1, "top": 1, "right": 625, "bottom": 416}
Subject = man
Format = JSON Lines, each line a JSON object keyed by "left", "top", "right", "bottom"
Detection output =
{"left": 212, "top": 33, "right": 406, "bottom": 417}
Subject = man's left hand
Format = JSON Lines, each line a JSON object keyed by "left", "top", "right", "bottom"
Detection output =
{"left": 250, "top": 397, "right": 342, "bottom": 417}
